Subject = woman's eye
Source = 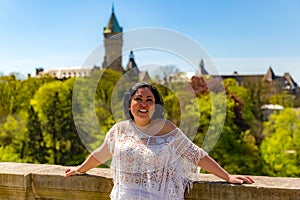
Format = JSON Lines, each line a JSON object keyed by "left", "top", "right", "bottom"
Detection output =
{"left": 133, "top": 97, "right": 153, "bottom": 102}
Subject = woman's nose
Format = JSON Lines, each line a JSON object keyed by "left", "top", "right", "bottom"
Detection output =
{"left": 140, "top": 101, "right": 147, "bottom": 107}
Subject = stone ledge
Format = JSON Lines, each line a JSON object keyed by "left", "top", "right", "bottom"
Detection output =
{"left": 1, "top": 162, "right": 300, "bottom": 200}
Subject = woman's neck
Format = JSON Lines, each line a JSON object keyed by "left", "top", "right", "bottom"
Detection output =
{"left": 133, "top": 119, "right": 174, "bottom": 136}
{"left": 135, "top": 119, "right": 152, "bottom": 128}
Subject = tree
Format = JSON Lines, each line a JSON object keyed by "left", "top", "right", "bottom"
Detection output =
{"left": 26, "top": 106, "right": 48, "bottom": 163}
{"left": 72, "top": 69, "right": 122, "bottom": 153}
{"left": 152, "top": 65, "right": 180, "bottom": 84}
{"left": 60, "top": 78, "right": 88, "bottom": 165}
{"left": 224, "top": 78, "right": 255, "bottom": 126}
{"left": 190, "top": 91, "right": 262, "bottom": 175}
{"left": 269, "top": 93, "right": 295, "bottom": 108}
{"left": 16, "top": 76, "right": 56, "bottom": 113}
{"left": 260, "top": 108, "right": 300, "bottom": 177}
{"left": 31, "top": 80, "right": 87, "bottom": 164}
{"left": 95, "top": 69, "right": 122, "bottom": 108}
{"left": 0, "top": 75, "right": 55, "bottom": 163}
{"left": 0, "top": 113, "right": 28, "bottom": 162}
{"left": 0, "top": 75, "right": 20, "bottom": 118}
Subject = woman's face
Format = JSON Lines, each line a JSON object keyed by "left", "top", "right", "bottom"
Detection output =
{"left": 129, "top": 87, "right": 155, "bottom": 126}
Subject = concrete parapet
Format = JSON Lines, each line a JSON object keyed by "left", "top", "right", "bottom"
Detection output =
{"left": 0, "top": 162, "right": 299, "bottom": 200}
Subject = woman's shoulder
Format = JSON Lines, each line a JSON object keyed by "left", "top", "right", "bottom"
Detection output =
{"left": 106, "top": 120, "right": 135, "bottom": 138}
{"left": 152, "top": 119, "right": 177, "bottom": 136}
{"left": 108, "top": 120, "right": 132, "bottom": 131}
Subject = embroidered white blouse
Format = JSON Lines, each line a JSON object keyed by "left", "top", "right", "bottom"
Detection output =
{"left": 104, "top": 120, "right": 207, "bottom": 200}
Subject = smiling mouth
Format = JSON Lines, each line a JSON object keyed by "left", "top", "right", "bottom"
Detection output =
{"left": 139, "top": 109, "right": 148, "bottom": 113}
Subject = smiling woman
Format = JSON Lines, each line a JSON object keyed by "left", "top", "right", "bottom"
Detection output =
{"left": 129, "top": 87, "right": 155, "bottom": 125}
{"left": 123, "top": 82, "right": 164, "bottom": 126}
{"left": 65, "top": 82, "right": 254, "bottom": 200}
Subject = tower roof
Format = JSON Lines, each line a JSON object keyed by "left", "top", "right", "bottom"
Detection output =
{"left": 263, "top": 66, "right": 276, "bottom": 82}
{"left": 104, "top": 6, "right": 123, "bottom": 34}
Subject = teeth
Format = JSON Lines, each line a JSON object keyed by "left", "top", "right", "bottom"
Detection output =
{"left": 139, "top": 109, "right": 148, "bottom": 112}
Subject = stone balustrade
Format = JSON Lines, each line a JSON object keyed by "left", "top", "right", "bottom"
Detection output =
{"left": 0, "top": 162, "right": 299, "bottom": 200}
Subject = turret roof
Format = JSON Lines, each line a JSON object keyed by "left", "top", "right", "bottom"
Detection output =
{"left": 104, "top": 6, "right": 122, "bottom": 34}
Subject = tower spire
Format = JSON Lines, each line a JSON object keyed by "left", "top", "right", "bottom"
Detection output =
{"left": 104, "top": 4, "right": 122, "bottom": 34}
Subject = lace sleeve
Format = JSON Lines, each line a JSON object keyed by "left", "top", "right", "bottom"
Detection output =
{"left": 104, "top": 123, "right": 118, "bottom": 154}
{"left": 182, "top": 141, "right": 208, "bottom": 165}
{"left": 175, "top": 128, "right": 208, "bottom": 166}
{"left": 169, "top": 128, "right": 208, "bottom": 192}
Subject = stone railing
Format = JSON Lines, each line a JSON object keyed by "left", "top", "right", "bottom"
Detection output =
{"left": 1, "top": 162, "right": 300, "bottom": 200}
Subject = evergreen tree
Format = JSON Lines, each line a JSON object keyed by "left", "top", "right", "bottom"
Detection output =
{"left": 26, "top": 106, "right": 48, "bottom": 163}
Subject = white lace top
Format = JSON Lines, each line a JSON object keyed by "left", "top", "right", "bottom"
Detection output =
{"left": 104, "top": 120, "right": 207, "bottom": 200}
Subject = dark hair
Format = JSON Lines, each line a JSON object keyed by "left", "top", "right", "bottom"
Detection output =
{"left": 123, "top": 82, "right": 165, "bottom": 120}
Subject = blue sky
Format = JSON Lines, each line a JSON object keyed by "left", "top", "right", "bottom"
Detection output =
{"left": 0, "top": 0, "right": 300, "bottom": 82}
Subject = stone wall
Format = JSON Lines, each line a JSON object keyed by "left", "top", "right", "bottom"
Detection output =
{"left": 1, "top": 162, "right": 300, "bottom": 200}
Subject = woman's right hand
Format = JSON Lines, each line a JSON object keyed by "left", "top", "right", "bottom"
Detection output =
{"left": 64, "top": 167, "right": 80, "bottom": 177}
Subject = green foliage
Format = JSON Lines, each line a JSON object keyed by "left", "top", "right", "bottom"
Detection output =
{"left": 71, "top": 69, "right": 122, "bottom": 152}
{"left": 20, "top": 77, "right": 56, "bottom": 108}
{"left": 224, "top": 78, "right": 264, "bottom": 145}
{"left": 30, "top": 79, "right": 87, "bottom": 164}
{"left": 163, "top": 92, "right": 181, "bottom": 124}
{"left": 157, "top": 82, "right": 192, "bottom": 126}
{"left": 260, "top": 108, "right": 300, "bottom": 177}
{"left": 0, "top": 75, "right": 20, "bottom": 117}
{"left": 182, "top": 98, "right": 201, "bottom": 139}
{"left": 72, "top": 76, "right": 102, "bottom": 152}
{"left": 269, "top": 93, "right": 295, "bottom": 108}
{"left": 0, "top": 76, "right": 56, "bottom": 119}
{"left": 1, "top": 71, "right": 298, "bottom": 177}
{"left": 95, "top": 69, "right": 122, "bottom": 107}
{"left": 26, "top": 106, "right": 48, "bottom": 163}
{"left": 0, "top": 113, "right": 28, "bottom": 162}
{"left": 191, "top": 91, "right": 262, "bottom": 175}
{"left": 224, "top": 78, "right": 255, "bottom": 124}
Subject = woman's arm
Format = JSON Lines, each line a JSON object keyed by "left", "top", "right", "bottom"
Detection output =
{"left": 65, "top": 142, "right": 111, "bottom": 177}
{"left": 198, "top": 155, "right": 254, "bottom": 184}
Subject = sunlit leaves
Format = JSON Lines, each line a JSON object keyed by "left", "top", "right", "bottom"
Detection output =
{"left": 260, "top": 108, "right": 300, "bottom": 177}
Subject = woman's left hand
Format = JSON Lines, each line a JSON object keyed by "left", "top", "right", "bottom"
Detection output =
{"left": 228, "top": 175, "right": 255, "bottom": 184}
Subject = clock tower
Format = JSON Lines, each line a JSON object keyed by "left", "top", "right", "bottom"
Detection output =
{"left": 102, "top": 6, "right": 124, "bottom": 72}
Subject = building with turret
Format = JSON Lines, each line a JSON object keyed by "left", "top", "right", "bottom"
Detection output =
{"left": 36, "top": 6, "right": 149, "bottom": 81}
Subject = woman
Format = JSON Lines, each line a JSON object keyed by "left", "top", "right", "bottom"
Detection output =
{"left": 65, "top": 82, "right": 254, "bottom": 200}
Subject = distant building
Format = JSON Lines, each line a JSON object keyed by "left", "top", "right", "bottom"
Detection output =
{"left": 192, "top": 61, "right": 299, "bottom": 95}
{"left": 221, "top": 67, "right": 298, "bottom": 95}
{"left": 35, "top": 66, "right": 100, "bottom": 80}
{"left": 36, "top": 6, "right": 149, "bottom": 82}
